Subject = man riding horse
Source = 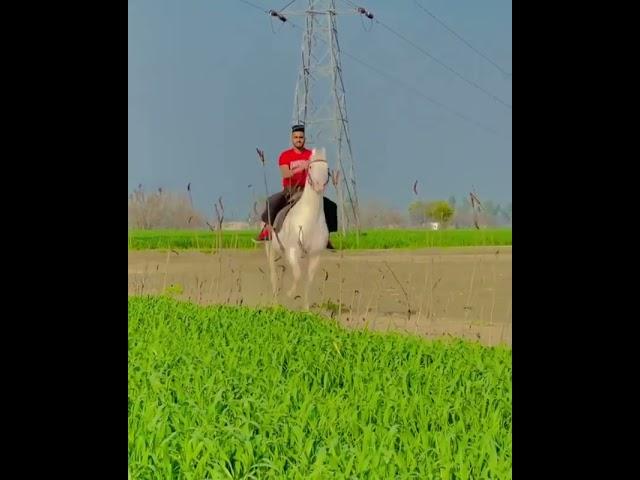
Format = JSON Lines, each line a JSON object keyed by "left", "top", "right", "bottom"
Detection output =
{"left": 256, "top": 124, "right": 337, "bottom": 249}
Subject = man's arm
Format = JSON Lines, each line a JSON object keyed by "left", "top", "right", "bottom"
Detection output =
{"left": 279, "top": 161, "right": 309, "bottom": 179}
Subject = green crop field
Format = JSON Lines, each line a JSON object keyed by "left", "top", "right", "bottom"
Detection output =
{"left": 128, "top": 228, "right": 511, "bottom": 251}
{"left": 128, "top": 296, "right": 512, "bottom": 479}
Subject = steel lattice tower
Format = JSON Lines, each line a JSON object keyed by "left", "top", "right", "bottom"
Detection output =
{"left": 290, "top": 0, "right": 360, "bottom": 232}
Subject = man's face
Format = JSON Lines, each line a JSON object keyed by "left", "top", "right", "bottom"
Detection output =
{"left": 292, "top": 131, "right": 305, "bottom": 150}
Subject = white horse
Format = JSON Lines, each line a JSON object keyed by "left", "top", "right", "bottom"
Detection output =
{"left": 265, "top": 148, "right": 330, "bottom": 310}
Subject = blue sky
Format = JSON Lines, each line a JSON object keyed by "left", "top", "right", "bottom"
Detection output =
{"left": 128, "top": 0, "right": 512, "bottom": 219}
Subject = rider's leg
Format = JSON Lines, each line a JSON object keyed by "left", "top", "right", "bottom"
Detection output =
{"left": 323, "top": 197, "right": 338, "bottom": 249}
{"left": 257, "top": 190, "right": 288, "bottom": 240}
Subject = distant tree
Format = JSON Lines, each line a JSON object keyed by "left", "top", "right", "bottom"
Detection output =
{"left": 128, "top": 185, "right": 206, "bottom": 230}
{"left": 426, "top": 200, "right": 455, "bottom": 226}
{"left": 503, "top": 202, "right": 512, "bottom": 223}
{"left": 360, "top": 200, "right": 407, "bottom": 228}
{"left": 409, "top": 200, "right": 455, "bottom": 227}
{"left": 408, "top": 200, "right": 428, "bottom": 225}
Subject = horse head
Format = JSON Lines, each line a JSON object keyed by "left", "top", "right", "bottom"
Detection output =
{"left": 307, "top": 148, "right": 330, "bottom": 194}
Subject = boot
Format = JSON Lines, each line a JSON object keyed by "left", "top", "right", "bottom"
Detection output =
{"left": 255, "top": 225, "right": 271, "bottom": 241}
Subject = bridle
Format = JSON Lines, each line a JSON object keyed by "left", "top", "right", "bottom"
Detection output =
{"left": 307, "top": 158, "right": 331, "bottom": 189}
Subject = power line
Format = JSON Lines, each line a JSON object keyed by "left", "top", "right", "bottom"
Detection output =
{"left": 287, "top": 11, "right": 508, "bottom": 139}
{"left": 237, "top": 0, "right": 267, "bottom": 13}
{"left": 239, "top": 1, "right": 511, "bottom": 112}
{"left": 413, "top": 0, "right": 512, "bottom": 78}
{"left": 334, "top": 0, "right": 511, "bottom": 110}
{"left": 279, "top": 0, "right": 298, "bottom": 12}
{"left": 233, "top": 1, "right": 510, "bottom": 139}
{"left": 340, "top": 50, "right": 510, "bottom": 140}
{"left": 337, "top": 0, "right": 365, "bottom": 10}
{"left": 374, "top": 19, "right": 512, "bottom": 111}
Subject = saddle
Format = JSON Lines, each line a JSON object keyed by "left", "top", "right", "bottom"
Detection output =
{"left": 273, "top": 189, "right": 303, "bottom": 234}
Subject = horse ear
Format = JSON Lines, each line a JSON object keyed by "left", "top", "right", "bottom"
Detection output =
{"left": 311, "top": 148, "right": 316, "bottom": 159}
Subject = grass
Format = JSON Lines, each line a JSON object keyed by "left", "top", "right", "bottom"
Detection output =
{"left": 128, "top": 296, "right": 512, "bottom": 479}
{"left": 127, "top": 228, "right": 512, "bottom": 251}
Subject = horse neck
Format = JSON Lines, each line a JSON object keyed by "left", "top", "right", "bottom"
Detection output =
{"left": 298, "top": 181, "right": 323, "bottom": 209}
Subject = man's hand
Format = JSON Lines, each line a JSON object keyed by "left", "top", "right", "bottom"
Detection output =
{"left": 280, "top": 160, "right": 310, "bottom": 179}
{"left": 293, "top": 160, "right": 310, "bottom": 172}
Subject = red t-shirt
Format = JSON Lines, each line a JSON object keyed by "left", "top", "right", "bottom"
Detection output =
{"left": 279, "top": 148, "right": 312, "bottom": 189}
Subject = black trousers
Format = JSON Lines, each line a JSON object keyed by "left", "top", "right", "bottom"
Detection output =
{"left": 261, "top": 188, "right": 338, "bottom": 233}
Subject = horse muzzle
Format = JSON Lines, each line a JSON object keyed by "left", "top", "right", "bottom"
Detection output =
{"left": 312, "top": 183, "right": 326, "bottom": 194}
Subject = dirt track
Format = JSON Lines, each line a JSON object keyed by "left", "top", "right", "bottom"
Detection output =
{"left": 128, "top": 246, "right": 512, "bottom": 346}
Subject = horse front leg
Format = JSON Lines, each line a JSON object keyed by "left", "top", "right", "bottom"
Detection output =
{"left": 286, "top": 247, "right": 301, "bottom": 298}
{"left": 303, "top": 254, "right": 321, "bottom": 311}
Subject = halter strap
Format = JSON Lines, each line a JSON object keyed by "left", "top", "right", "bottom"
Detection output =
{"left": 307, "top": 158, "right": 330, "bottom": 188}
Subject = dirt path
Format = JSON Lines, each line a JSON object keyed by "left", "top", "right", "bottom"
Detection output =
{"left": 129, "top": 247, "right": 512, "bottom": 346}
